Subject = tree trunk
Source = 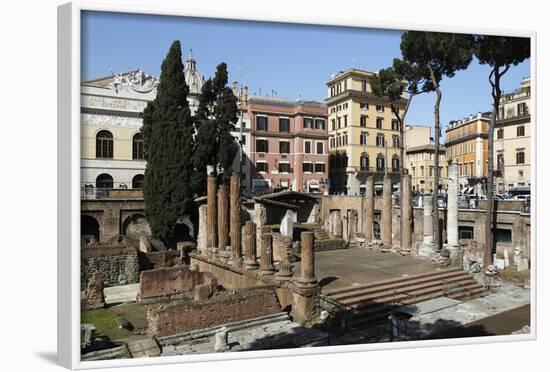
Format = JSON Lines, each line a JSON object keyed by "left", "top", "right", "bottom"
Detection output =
{"left": 396, "top": 98, "right": 412, "bottom": 250}
{"left": 429, "top": 67, "right": 442, "bottom": 251}
{"left": 484, "top": 69, "right": 502, "bottom": 268}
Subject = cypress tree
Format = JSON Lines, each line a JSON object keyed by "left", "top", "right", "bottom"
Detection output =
{"left": 193, "top": 62, "right": 239, "bottom": 190}
{"left": 141, "top": 40, "right": 195, "bottom": 246}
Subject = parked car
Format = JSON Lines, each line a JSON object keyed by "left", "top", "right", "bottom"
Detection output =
{"left": 513, "top": 194, "right": 530, "bottom": 201}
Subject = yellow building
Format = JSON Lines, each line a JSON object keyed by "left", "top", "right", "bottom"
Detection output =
{"left": 445, "top": 112, "right": 490, "bottom": 193}
{"left": 405, "top": 144, "right": 447, "bottom": 193}
{"left": 494, "top": 77, "right": 531, "bottom": 193}
{"left": 326, "top": 68, "right": 406, "bottom": 195}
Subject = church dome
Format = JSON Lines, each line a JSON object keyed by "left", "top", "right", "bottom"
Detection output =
{"left": 184, "top": 50, "right": 205, "bottom": 95}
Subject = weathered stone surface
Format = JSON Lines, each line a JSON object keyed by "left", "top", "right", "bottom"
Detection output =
{"left": 194, "top": 284, "right": 212, "bottom": 301}
{"left": 214, "top": 328, "right": 230, "bottom": 352}
{"left": 272, "top": 233, "right": 293, "bottom": 262}
{"left": 230, "top": 173, "right": 242, "bottom": 261}
{"left": 217, "top": 185, "right": 229, "bottom": 251}
{"left": 280, "top": 209, "right": 295, "bottom": 238}
{"left": 207, "top": 176, "right": 217, "bottom": 249}
{"left": 381, "top": 175, "right": 392, "bottom": 248}
{"left": 84, "top": 273, "right": 105, "bottom": 309}
{"left": 147, "top": 287, "right": 281, "bottom": 336}
{"left": 138, "top": 265, "right": 214, "bottom": 300}
{"left": 81, "top": 246, "right": 140, "bottom": 286}
{"left": 401, "top": 174, "right": 412, "bottom": 253}
{"left": 418, "top": 195, "right": 435, "bottom": 258}
{"left": 364, "top": 176, "right": 374, "bottom": 241}
{"left": 197, "top": 204, "right": 208, "bottom": 256}
{"left": 297, "top": 231, "right": 317, "bottom": 287}
{"left": 139, "top": 235, "right": 153, "bottom": 253}
{"left": 259, "top": 228, "right": 276, "bottom": 276}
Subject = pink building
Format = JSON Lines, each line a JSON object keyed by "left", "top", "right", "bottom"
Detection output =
{"left": 248, "top": 97, "right": 329, "bottom": 194}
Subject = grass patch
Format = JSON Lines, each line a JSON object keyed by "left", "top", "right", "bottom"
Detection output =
{"left": 81, "top": 304, "right": 148, "bottom": 341}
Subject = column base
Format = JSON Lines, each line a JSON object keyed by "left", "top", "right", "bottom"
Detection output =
{"left": 418, "top": 241, "right": 435, "bottom": 258}
{"left": 444, "top": 243, "right": 463, "bottom": 267}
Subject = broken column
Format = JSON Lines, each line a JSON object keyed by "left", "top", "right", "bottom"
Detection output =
{"left": 84, "top": 273, "right": 105, "bottom": 310}
{"left": 280, "top": 209, "right": 295, "bottom": 238}
{"left": 401, "top": 174, "right": 412, "bottom": 255}
{"left": 418, "top": 194, "right": 435, "bottom": 258}
{"left": 292, "top": 231, "right": 320, "bottom": 322}
{"left": 259, "top": 226, "right": 276, "bottom": 276}
{"left": 217, "top": 184, "right": 229, "bottom": 252}
{"left": 197, "top": 204, "right": 208, "bottom": 256}
{"left": 445, "top": 160, "right": 461, "bottom": 266}
{"left": 243, "top": 221, "right": 259, "bottom": 270}
{"left": 253, "top": 202, "right": 267, "bottom": 258}
{"left": 230, "top": 173, "right": 242, "bottom": 263}
{"left": 349, "top": 209, "right": 358, "bottom": 241}
{"left": 381, "top": 175, "right": 392, "bottom": 249}
{"left": 364, "top": 176, "right": 374, "bottom": 241}
{"left": 334, "top": 210, "right": 343, "bottom": 238}
{"left": 206, "top": 173, "right": 217, "bottom": 251}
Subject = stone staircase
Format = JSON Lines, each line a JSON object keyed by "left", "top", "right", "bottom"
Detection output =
{"left": 321, "top": 268, "right": 486, "bottom": 329}
{"left": 313, "top": 228, "right": 330, "bottom": 240}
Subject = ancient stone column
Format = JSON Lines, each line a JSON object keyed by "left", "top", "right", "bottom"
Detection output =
{"left": 280, "top": 209, "right": 295, "bottom": 238}
{"left": 230, "top": 173, "right": 242, "bottom": 261}
{"left": 243, "top": 221, "right": 258, "bottom": 270}
{"left": 349, "top": 209, "right": 358, "bottom": 241}
{"left": 445, "top": 160, "right": 461, "bottom": 265}
{"left": 207, "top": 175, "right": 217, "bottom": 249}
{"left": 401, "top": 174, "right": 412, "bottom": 254}
{"left": 259, "top": 227, "right": 276, "bottom": 276}
{"left": 297, "top": 231, "right": 317, "bottom": 287}
{"left": 364, "top": 176, "right": 374, "bottom": 241}
{"left": 381, "top": 175, "right": 392, "bottom": 249}
{"left": 334, "top": 210, "right": 343, "bottom": 238}
{"left": 197, "top": 204, "right": 208, "bottom": 256}
{"left": 418, "top": 194, "right": 435, "bottom": 257}
{"left": 254, "top": 203, "right": 267, "bottom": 259}
{"left": 217, "top": 184, "right": 229, "bottom": 251}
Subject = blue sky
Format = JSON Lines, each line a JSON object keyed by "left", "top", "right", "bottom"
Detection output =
{"left": 82, "top": 11, "right": 530, "bottom": 135}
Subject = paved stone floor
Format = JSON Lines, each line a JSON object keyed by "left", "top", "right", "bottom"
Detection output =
{"left": 296, "top": 247, "right": 441, "bottom": 291}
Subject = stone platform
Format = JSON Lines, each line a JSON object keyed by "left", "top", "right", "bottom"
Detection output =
{"left": 296, "top": 247, "right": 442, "bottom": 292}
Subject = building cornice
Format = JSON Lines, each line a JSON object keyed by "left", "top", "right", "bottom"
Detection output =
{"left": 81, "top": 107, "right": 142, "bottom": 118}
{"left": 445, "top": 133, "right": 488, "bottom": 147}
{"left": 325, "top": 90, "right": 407, "bottom": 109}
{"left": 495, "top": 114, "right": 530, "bottom": 127}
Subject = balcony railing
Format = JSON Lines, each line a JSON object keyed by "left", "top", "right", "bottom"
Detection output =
{"left": 81, "top": 187, "right": 144, "bottom": 200}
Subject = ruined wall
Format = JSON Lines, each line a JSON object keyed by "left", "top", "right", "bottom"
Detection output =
{"left": 138, "top": 265, "right": 206, "bottom": 300}
{"left": 141, "top": 251, "right": 182, "bottom": 270}
{"left": 146, "top": 287, "right": 281, "bottom": 336}
{"left": 190, "top": 255, "right": 266, "bottom": 289}
{"left": 81, "top": 246, "right": 140, "bottom": 286}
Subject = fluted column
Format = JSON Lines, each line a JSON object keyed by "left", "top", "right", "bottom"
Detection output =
{"left": 206, "top": 175, "right": 217, "bottom": 249}
{"left": 230, "top": 173, "right": 242, "bottom": 261}
{"left": 217, "top": 184, "right": 229, "bottom": 251}
{"left": 381, "top": 175, "right": 392, "bottom": 248}
{"left": 364, "top": 176, "right": 374, "bottom": 241}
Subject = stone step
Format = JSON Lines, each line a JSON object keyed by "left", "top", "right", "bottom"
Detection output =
{"left": 157, "top": 312, "right": 290, "bottom": 346}
{"left": 325, "top": 268, "right": 464, "bottom": 298}
{"left": 340, "top": 276, "right": 479, "bottom": 307}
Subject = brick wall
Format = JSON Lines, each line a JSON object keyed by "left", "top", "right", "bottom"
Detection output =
{"left": 138, "top": 265, "right": 205, "bottom": 300}
{"left": 147, "top": 287, "right": 281, "bottom": 336}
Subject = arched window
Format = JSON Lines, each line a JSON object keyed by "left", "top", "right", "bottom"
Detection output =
{"left": 360, "top": 153, "right": 369, "bottom": 171}
{"left": 376, "top": 154, "right": 385, "bottom": 172}
{"left": 96, "top": 130, "right": 113, "bottom": 158}
{"left": 392, "top": 155, "right": 400, "bottom": 172}
{"left": 132, "top": 133, "right": 144, "bottom": 160}
{"left": 96, "top": 173, "right": 113, "bottom": 189}
{"left": 132, "top": 174, "right": 144, "bottom": 189}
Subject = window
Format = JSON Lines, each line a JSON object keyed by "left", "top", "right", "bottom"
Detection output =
{"left": 343, "top": 79, "right": 348, "bottom": 91}
{"left": 420, "top": 166, "right": 425, "bottom": 177}
{"left": 337, "top": 117, "right": 341, "bottom": 129}
{"left": 256, "top": 139, "right": 269, "bottom": 153}
{"left": 279, "top": 141, "right": 290, "bottom": 154}
{"left": 132, "top": 174, "right": 144, "bottom": 189}
{"left": 392, "top": 156, "right": 400, "bottom": 172}
{"left": 376, "top": 117, "right": 383, "bottom": 129}
{"left": 376, "top": 105, "right": 384, "bottom": 113}
{"left": 256, "top": 116, "right": 268, "bottom": 131}
{"left": 376, "top": 154, "right": 385, "bottom": 171}
{"left": 497, "top": 128, "right": 504, "bottom": 139}
{"left": 376, "top": 134, "right": 385, "bottom": 147}
{"left": 391, "top": 119, "right": 399, "bottom": 131}
{"left": 429, "top": 166, "right": 433, "bottom": 177}
{"left": 361, "top": 80, "right": 368, "bottom": 92}
{"left": 516, "top": 151, "right": 525, "bottom": 164}
{"left": 241, "top": 135, "right": 246, "bottom": 145}
{"left": 279, "top": 118, "right": 290, "bottom": 132}
{"left": 315, "top": 119, "right": 325, "bottom": 130}
{"left": 470, "top": 162, "right": 474, "bottom": 177}
{"left": 96, "top": 173, "right": 113, "bottom": 188}
{"left": 360, "top": 115, "right": 367, "bottom": 127}
{"left": 360, "top": 153, "right": 369, "bottom": 170}
{"left": 343, "top": 115, "right": 348, "bottom": 127}
{"left": 392, "top": 135, "right": 399, "bottom": 148}
{"left": 331, "top": 119, "right": 335, "bottom": 131}
{"left": 342, "top": 133, "right": 348, "bottom": 146}
{"left": 316, "top": 142, "right": 324, "bottom": 154}
{"left": 279, "top": 163, "right": 290, "bottom": 173}
{"left": 495, "top": 228, "right": 512, "bottom": 244}
{"left": 331, "top": 86, "right": 335, "bottom": 97}
{"left": 303, "top": 163, "right": 313, "bottom": 173}
{"left": 498, "top": 106, "right": 504, "bottom": 119}
{"left": 459, "top": 226, "right": 474, "bottom": 240}
{"left": 132, "top": 132, "right": 144, "bottom": 160}
{"left": 304, "top": 141, "right": 311, "bottom": 154}
{"left": 518, "top": 170, "right": 524, "bottom": 178}
{"left": 96, "top": 130, "right": 113, "bottom": 159}
{"left": 360, "top": 132, "right": 368, "bottom": 145}
{"left": 304, "top": 117, "right": 313, "bottom": 129}
{"left": 517, "top": 102, "right": 528, "bottom": 116}
{"left": 256, "top": 162, "right": 268, "bottom": 173}
{"left": 497, "top": 153, "right": 504, "bottom": 171}
{"left": 315, "top": 163, "right": 325, "bottom": 173}
{"left": 360, "top": 102, "right": 369, "bottom": 110}
{"left": 517, "top": 125, "right": 525, "bottom": 137}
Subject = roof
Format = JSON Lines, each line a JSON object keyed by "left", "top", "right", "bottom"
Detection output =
{"left": 406, "top": 144, "right": 446, "bottom": 153}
